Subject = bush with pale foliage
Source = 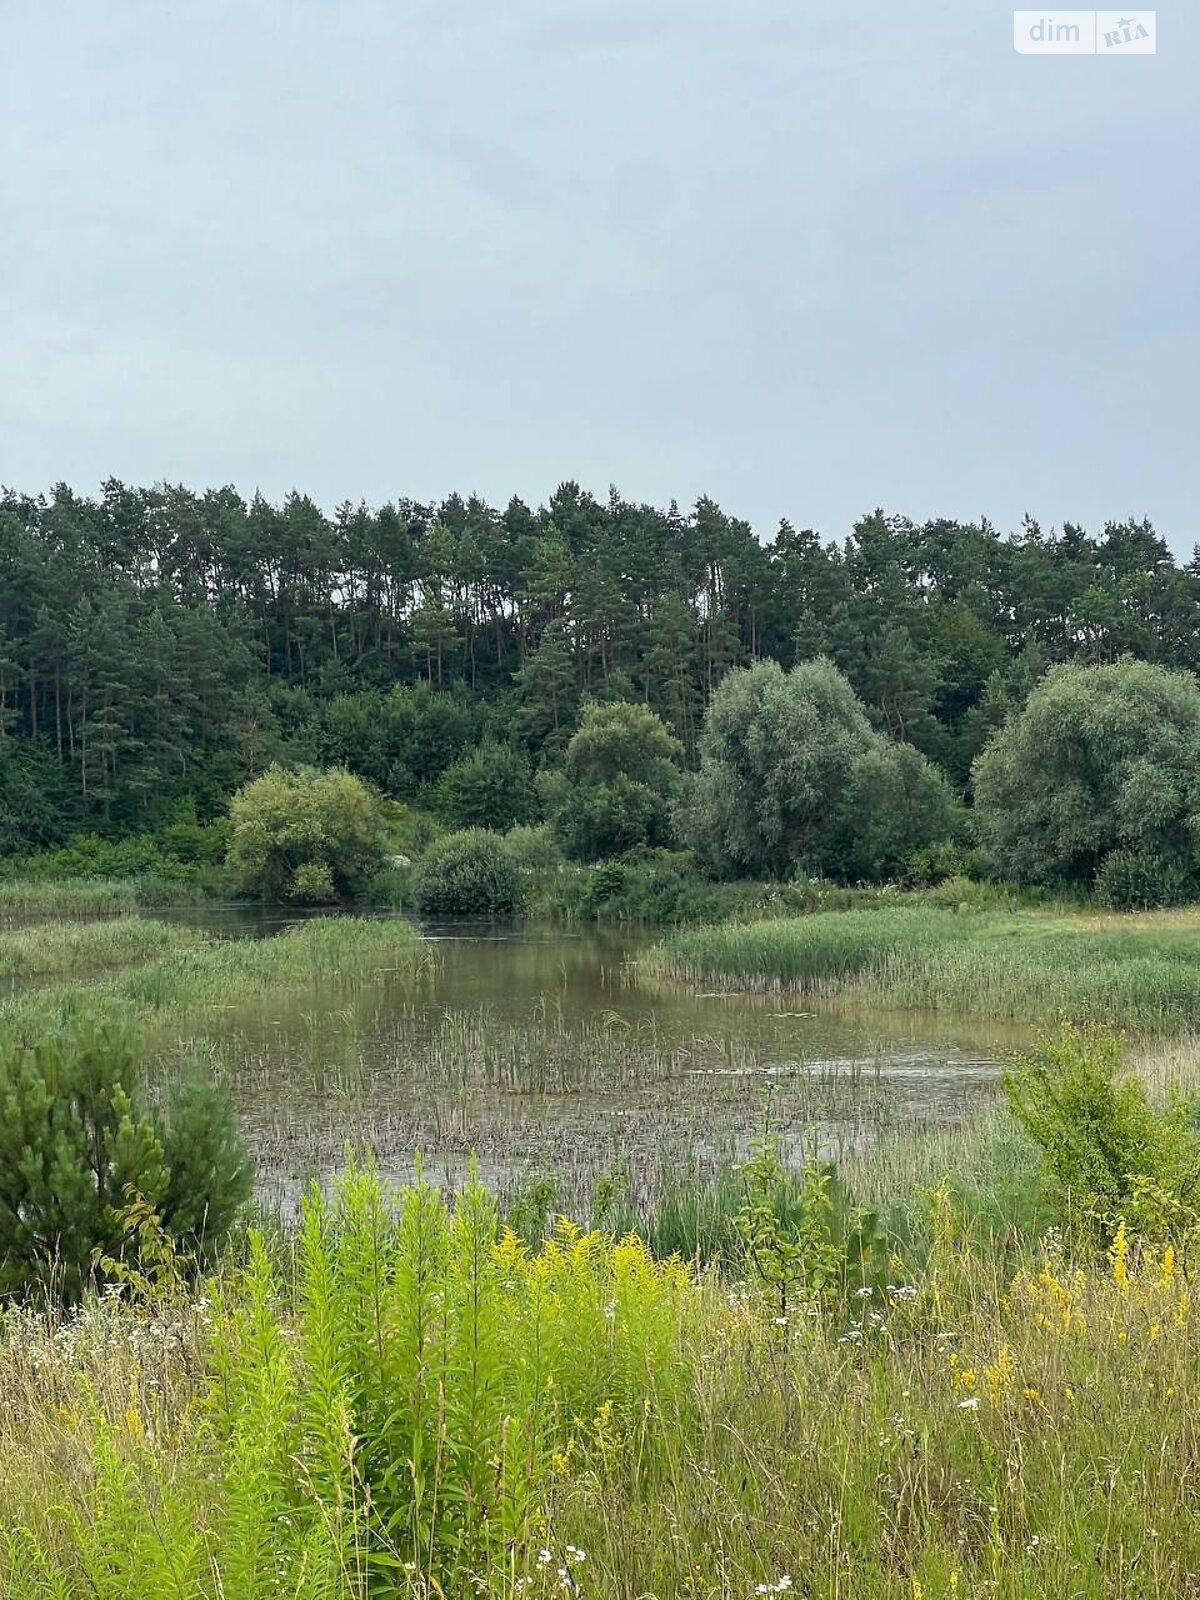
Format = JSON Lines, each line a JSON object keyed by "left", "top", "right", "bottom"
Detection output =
{"left": 226, "top": 765, "right": 385, "bottom": 903}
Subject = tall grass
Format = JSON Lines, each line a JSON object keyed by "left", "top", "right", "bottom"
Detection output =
{"left": 108, "top": 915, "right": 431, "bottom": 1013}
{"left": 649, "top": 905, "right": 1200, "bottom": 1031}
{"left": 4, "top": 1162, "right": 1200, "bottom": 1596}
{"left": 0, "top": 916, "right": 432, "bottom": 1033}
{"left": 0, "top": 916, "right": 201, "bottom": 979}
{"left": 0, "top": 876, "right": 208, "bottom": 919}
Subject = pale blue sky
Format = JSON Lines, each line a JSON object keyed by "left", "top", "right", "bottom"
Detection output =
{"left": 2, "top": 2, "right": 1195, "bottom": 549}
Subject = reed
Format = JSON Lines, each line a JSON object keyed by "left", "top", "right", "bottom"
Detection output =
{"left": 0, "top": 916, "right": 201, "bottom": 979}
{"left": 649, "top": 905, "right": 1200, "bottom": 1031}
{"left": 0, "top": 915, "right": 432, "bottom": 1034}
{"left": 0, "top": 876, "right": 206, "bottom": 919}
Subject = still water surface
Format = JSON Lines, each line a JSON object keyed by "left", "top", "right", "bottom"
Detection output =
{"left": 155, "top": 914, "right": 1020, "bottom": 1213}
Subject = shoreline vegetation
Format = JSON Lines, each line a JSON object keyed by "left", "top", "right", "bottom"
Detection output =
{"left": 0, "top": 915, "right": 431, "bottom": 1033}
{"left": 0, "top": 857, "right": 1048, "bottom": 930}
{"left": 0, "top": 874, "right": 213, "bottom": 919}
{"left": 3, "top": 1143, "right": 1200, "bottom": 1597}
{"left": 648, "top": 904, "right": 1200, "bottom": 1033}
{"left": 0, "top": 916, "right": 202, "bottom": 979}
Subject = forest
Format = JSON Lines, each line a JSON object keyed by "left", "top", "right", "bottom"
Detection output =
{"left": 0, "top": 478, "right": 1192, "bottom": 854}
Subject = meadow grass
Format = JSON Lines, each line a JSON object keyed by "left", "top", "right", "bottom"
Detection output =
{"left": 2, "top": 1161, "right": 1198, "bottom": 1598}
{"left": 648, "top": 905, "right": 1200, "bottom": 1031}
{"left": 0, "top": 916, "right": 202, "bottom": 979}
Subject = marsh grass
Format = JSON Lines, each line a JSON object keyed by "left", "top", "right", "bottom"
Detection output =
{"left": 0, "top": 916, "right": 202, "bottom": 980}
{"left": 0, "top": 877, "right": 207, "bottom": 919}
{"left": 650, "top": 905, "right": 1200, "bottom": 1031}
{"left": 220, "top": 995, "right": 931, "bottom": 1220}
{"left": 0, "top": 915, "right": 433, "bottom": 1035}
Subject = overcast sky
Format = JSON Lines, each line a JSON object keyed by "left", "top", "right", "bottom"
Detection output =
{"left": 2, "top": 1, "right": 1196, "bottom": 551}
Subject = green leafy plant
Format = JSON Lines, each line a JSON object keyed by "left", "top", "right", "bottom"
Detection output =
{"left": 1003, "top": 1022, "right": 1200, "bottom": 1243}
{"left": 734, "top": 1128, "right": 882, "bottom": 1322}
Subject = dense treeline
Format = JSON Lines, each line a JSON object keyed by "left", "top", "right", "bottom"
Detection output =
{"left": 0, "top": 478, "right": 1194, "bottom": 849}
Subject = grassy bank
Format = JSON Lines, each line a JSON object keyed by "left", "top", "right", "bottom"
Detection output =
{"left": 648, "top": 905, "right": 1200, "bottom": 1032}
{"left": 0, "top": 915, "right": 431, "bottom": 1032}
{"left": 0, "top": 916, "right": 202, "bottom": 979}
{"left": 2, "top": 1159, "right": 1198, "bottom": 1598}
{"left": 0, "top": 875, "right": 212, "bottom": 920}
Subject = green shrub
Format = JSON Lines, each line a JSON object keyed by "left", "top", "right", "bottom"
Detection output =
{"left": 154, "top": 799, "right": 231, "bottom": 867}
{"left": 735, "top": 1132, "right": 886, "bottom": 1315}
{"left": 0, "top": 1018, "right": 251, "bottom": 1301}
{"left": 0, "top": 821, "right": 228, "bottom": 888}
{"left": 287, "top": 861, "right": 337, "bottom": 904}
{"left": 502, "top": 822, "right": 565, "bottom": 879}
{"left": 1095, "top": 848, "right": 1192, "bottom": 911}
{"left": 1003, "top": 1023, "right": 1200, "bottom": 1243}
{"left": 413, "top": 829, "right": 525, "bottom": 915}
{"left": 575, "top": 851, "right": 722, "bottom": 925}
{"left": 501, "top": 824, "right": 567, "bottom": 914}
{"left": 226, "top": 765, "right": 386, "bottom": 903}
{"left": 920, "top": 874, "right": 1023, "bottom": 911}
{"left": 379, "top": 797, "right": 444, "bottom": 858}
{"left": 362, "top": 863, "right": 413, "bottom": 908}
{"left": 576, "top": 860, "right": 628, "bottom": 918}
{"left": 903, "top": 840, "right": 989, "bottom": 887}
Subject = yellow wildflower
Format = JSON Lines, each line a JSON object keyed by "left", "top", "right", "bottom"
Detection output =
{"left": 985, "top": 1343, "right": 1013, "bottom": 1397}
{"left": 1109, "top": 1220, "right": 1130, "bottom": 1294}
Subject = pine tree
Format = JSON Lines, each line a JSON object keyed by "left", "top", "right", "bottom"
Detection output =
{"left": 0, "top": 1018, "right": 251, "bottom": 1302}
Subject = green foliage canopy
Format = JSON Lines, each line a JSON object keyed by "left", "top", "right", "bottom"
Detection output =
{"left": 434, "top": 740, "right": 537, "bottom": 832}
{"left": 540, "top": 701, "right": 683, "bottom": 861}
{"left": 226, "top": 765, "right": 386, "bottom": 903}
{"left": 972, "top": 659, "right": 1200, "bottom": 896}
{"left": 677, "top": 658, "right": 953, "bottom": 880}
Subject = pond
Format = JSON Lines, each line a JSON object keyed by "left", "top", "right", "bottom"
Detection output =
{"left": 154, "top": 915, "right": 1021, "bottom": 1216}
